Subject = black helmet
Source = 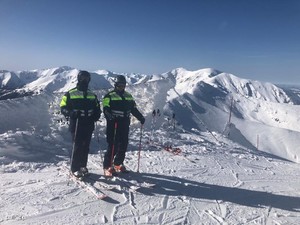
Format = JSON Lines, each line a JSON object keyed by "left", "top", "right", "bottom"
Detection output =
{"left": 77, "top": 70, "right": 91, "bottom": 82}
{"left": 115, "top": 75, "right": 126, "bottom": 85}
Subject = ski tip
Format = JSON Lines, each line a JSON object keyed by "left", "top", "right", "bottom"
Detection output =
{"left": 98, "top": 195, "right": 108, "bottom": 200}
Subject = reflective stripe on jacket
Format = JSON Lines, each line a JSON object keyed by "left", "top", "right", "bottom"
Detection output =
{"left": 60, "top": 87, "right": 100, "bottom": 119}
{"left": 102, "top": 90, "right": 143, "bottom": 120}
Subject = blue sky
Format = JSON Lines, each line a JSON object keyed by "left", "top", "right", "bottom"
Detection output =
{"left": 1, "top": 0, "right": 299, "bottom": 84}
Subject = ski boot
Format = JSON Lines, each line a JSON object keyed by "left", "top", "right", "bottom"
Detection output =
{"left": 104, "top": 167, "right": 117, "bottom": 177}
{"left": 114, "top": 164, "right": 129, "bottom": 173}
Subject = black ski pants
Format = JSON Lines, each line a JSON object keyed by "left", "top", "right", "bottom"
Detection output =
{"left": 70, "top": 119, "right": 94, "bottom": 172}
{"left": 103, "top": 119, "right": 130, "bottom": 168}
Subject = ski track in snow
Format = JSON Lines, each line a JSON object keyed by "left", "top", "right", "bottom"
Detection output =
{"left": 2, "top": 128, "right": 300, "bottom": 224}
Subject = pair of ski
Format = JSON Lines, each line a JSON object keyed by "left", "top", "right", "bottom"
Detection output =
{"left": 63, "top": 165, "right": 119, "bottom": 200}
{"left": 89, "top": 160, "right": 156, "bottom": 192}
{"left": 67, "top": 171, "right": 109, "bottom": 200}
{"left": 67, "top": 168, "right": 155, "bottom": 201}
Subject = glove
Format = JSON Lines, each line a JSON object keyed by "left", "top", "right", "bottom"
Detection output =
{"left": 92, "top": 112, "right": 101, "bottom": 122}
{"left": 61, "top": 108, "right": 70, "bottom": 118}
{"left": 69, "top": 110, "right": 81, "bottom": 119}
{"left": 90, "top": 109, "right": 101, "bottom": 122}
{"left": 140, "top": 117, "right": 145, "bottom": 125}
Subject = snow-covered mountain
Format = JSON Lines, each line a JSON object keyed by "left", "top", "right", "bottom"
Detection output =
{"left": 163, "top": 68, "right": 300, "bottom": 163}
{"left": 0, "top": 67, "right": 149, "bottom": 96}
{"left": 1, "top": 66, "right": 300, "bottom": 224}
{"left": 1, "top": 66, "right": 300, "bottom": 163}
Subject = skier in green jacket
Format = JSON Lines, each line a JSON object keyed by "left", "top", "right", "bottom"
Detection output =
{"left": 102, "top": 75, "right": 145, "bottom": 176}
{"left": 60, "top": 70, "right": 101, "bottom": 178}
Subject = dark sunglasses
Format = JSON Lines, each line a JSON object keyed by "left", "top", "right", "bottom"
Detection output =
{"left": 116, "top": 83, "right": 126, "bottom": 88}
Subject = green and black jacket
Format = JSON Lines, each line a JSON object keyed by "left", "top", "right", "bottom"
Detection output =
{"left": 60, "top": 87, "right": 101, "bottom": 131}
{"left": 102, "top": 90, "right": 143, "bottom": 122}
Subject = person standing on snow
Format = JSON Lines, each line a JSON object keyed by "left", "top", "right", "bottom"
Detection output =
{"left": 102, "top": 75, "right": 145, "bottom": 176}
{"left": 152, "top": 109, "right": 156, "bottom": 117}
{"left": 60, "top": 70, "right": 101, "bottom": 178}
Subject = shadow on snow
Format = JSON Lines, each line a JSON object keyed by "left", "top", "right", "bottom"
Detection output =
{"left": 123, "top": 171, "right": 300, "bottom": 212}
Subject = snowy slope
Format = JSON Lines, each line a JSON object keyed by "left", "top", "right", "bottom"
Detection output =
{"left": 159, "top": 68, "right": 300, "bottom": 163}
{"left": 0, "top": 71, "right": 24, "bottom": 89}
{"left": 1, "top": 67, "right": 300, "bottom": 224}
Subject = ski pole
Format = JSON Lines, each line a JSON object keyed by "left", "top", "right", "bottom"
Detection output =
{"left": 95, "top": 122, "right": 105, "bottom": 175}
{"left": 70, "top": 117, "right": 79, "bottom": 171}
{"left": 110, "top": 121, "right": 118, "bottom": 168}
{"left": 137, "top": 124, "right": 143, "bottom": 173}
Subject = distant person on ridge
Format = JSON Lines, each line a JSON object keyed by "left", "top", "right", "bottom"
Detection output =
{"left": 157, "top": 109, "right": 160, "bottom": 116}
{"left": 60, "top": 70, "right": 101, "bottom": 178}
{"left": 102, "top": 75, "right": 145, "bottom": 176}
{"left": 152, "top": 109, "right": 156, "bottom": 117}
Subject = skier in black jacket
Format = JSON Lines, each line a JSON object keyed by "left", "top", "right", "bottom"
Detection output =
{"left": 102, "top": 75, "right": 145, "bottom": 176}
{"left": 60, "top": 70, "right": 101, "bottom": 178}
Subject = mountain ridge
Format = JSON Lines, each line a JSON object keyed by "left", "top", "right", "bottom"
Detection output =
{"left": 0, "top": 66, "right": 296, "bottom": 104}
{"left": 1, "top": 66, "right": 300, "bottom": 162}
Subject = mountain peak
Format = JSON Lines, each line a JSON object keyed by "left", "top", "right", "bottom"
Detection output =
{"left": 170, "top": 67, "right": 222, "bottom": 79}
